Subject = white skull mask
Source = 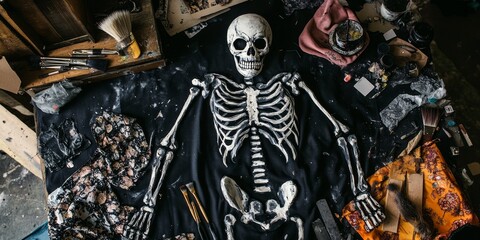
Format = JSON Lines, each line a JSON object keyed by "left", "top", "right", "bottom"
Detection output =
{"left": 227, "top": 14, "right": 272, "bottom": 81}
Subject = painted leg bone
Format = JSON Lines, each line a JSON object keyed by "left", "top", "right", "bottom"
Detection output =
{"left": 123, "top": 87, "right": 200, "bottom": 240}
{"left": 290, "top": 217, "right": 304, "bottom": 240}
{"left": 225, "top": 214, "right": 236, "bottom": 240}
{"left": 298, "top": 81, "right": 385, "bottom": 232}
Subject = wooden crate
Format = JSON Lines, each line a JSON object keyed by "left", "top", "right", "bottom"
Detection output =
{"left": 13, "top": 0, "right": 165, "bottom": 92}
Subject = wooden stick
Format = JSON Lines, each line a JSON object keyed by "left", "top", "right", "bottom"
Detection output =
{"left": 186, "top": 182, "right": 210, "bottom": 223}
{"left": 180, "top": 185, "right": 198, "bottom": 222}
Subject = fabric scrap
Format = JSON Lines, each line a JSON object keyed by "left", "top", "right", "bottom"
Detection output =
{"left": 39, "top": 119, "right": 91, "bottom": 171}
{"left": 380, "top": 75, "right": 446, "bottom": 131}
{"left": 298, "top": 0, "right": 369, "bottom": 67}
{"left": 342, "top": 143, "right": 478, "bottom": 239}
{"left": 92, "top": 112, "right": 151, "bottom": 189}
{"left": 47, "top": 112, "right": 151, "bottom": 239}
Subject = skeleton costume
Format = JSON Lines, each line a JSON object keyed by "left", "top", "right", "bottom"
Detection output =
{"left": 123, "top": 14, "right": 385, "bottom": 240}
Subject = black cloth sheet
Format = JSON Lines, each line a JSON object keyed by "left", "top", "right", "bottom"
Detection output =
{"left": 36, "top": 1, "right": 455, "bottom": 239}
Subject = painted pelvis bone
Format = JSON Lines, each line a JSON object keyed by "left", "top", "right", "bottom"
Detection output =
{"left": 221, "top": 176, "right": 297, "bottom": 231}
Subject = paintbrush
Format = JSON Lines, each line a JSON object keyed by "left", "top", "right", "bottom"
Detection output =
{"left": 186, "top": 182, "right": 217, "bottom": 240}
{"left": 421, "top": 107, "right": 441, "bottom": 142}
{"left": 39, "top": 65, "right": 90, "bottom": 78}
{"left": 72, "top": 49, "right": 119, "bottom": 55}
{"left": 180, "top": 185, "right": 207, "bottom": 240}
{"left": 31, "top": 56, "right": 109, "bottom": 72}
{"left": 98, "top": 10, "right": 141, "bottom": 59}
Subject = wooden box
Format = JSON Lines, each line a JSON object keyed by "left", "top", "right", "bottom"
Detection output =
{"left": 1, "top": 0, "right": 165, "bottom": 93}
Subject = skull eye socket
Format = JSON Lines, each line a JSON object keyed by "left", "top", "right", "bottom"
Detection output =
{"left": 254, "top": 39, "right": 267, "bottom": 49}
{"left": 233, "top": 39, "right": 247, "bottom": 50}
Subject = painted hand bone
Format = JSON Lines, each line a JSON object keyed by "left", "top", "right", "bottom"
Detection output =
{"left": 338, "top": 135, "right": 385, "bottom": 232}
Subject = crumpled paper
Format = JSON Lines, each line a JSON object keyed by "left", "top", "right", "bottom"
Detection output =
{"left": 380, "top": 75, "right": 446, "bottom": 131}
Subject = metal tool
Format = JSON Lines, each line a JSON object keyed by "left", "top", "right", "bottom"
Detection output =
{"left": 39, "top": 65, "right": 89, "bottom": 78}
{"left": 186, "top": 182, "right": 217, "bottom": 240}
{"left": 316, "top": 199, "right": 343, "bottom": 240}
{"left": 72, "top": 49, "right": 118, "bottom": 55}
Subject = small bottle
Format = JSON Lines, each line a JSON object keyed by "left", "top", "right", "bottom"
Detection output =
{"left": 407, "top": 62, "right": 419, "bottom": 77}
{"left": 408, "top": 22, "right": 434, "bottom": 51}
{"left": 380, "top": 0, "right": 409, "bottom": 21}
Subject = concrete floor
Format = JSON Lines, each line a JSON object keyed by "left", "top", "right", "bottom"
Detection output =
{"left": 422, "top": 2, "right": 480, "bottom": 215}
{"left": 0, "top": 1, "right": 478, "bottom": 239}
{"left": 0, "top": 153, "right": 47, "bottom": 240}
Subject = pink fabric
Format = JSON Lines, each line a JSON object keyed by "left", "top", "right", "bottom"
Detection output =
{"left": 299, "top": 0, "right": 369, "bottom": 67}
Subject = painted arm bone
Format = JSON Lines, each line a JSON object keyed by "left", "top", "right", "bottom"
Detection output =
{"left": 298, "top": 79, "right": 385, "bottom": 232}
{"left": 123, "top": 83, "right": 201, "bottom": 240}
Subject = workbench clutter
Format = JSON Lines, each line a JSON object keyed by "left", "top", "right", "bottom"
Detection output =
{"left": 31, "top": 10, "right": 139, "bottom": 79}
{"left": 34, "top": 0, "right": 480, "bottom": 239}
{"left": 0, "top": 0, "right": 164, "bottom": 92}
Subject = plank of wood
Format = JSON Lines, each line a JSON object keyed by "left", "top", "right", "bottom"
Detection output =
{"left": 407, "top": 173, "right": 423, "bottom": 212}
{"left": 0, "top": 2, "right": 44, "bottom": 55}
{"left": 0, "top": 103, "right": 42, "bottom": 179}
{"left": 0, "top": 17, "right": 34, "bottom": 60}
{"left": 0, "top": 90, "right": 33, "bottom": 116}
{"left": 406, "top": 173, "right": 423, "bottom": 239}
{"left": 6, "top": 0, "right": 62, "bottom": 44}
{"left": 382, "top": 177, "right": 404, "bottom": 233}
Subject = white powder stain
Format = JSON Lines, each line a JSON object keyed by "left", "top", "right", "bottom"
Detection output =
{"left": 0, "top": 192, "right": 6, "bottom": 208}
{"left": 156, "top": 110, "right": 163, "bottom": 119}
{"left": 112, "top": 84, "right": 122, "bottom": 112}
{"left": 2, "top": 164, "right": 20, "bottom": 178}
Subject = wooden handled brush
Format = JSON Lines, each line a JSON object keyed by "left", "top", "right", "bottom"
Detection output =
{"left": 98, "top": 11, "right": 141, "bottom": 59}
{"left": 30, "top": 56, "right": 109, "bottom": 72}
{"left": 421, "top": 107, "right": 441, "bottom": 143}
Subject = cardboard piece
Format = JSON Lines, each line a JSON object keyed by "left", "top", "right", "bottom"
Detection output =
{"left": 388, "top": 38, "right": 428, "bottom": 69}
{"left": 162, "top": 0, "right": 246, "bottom": 36}
{"left": 382, "top": 177, "right": 404, "bottom": 233}
{"left": 0, "top": 57, "right": 21, "bottom": 94}
{"left": 468, "top": 162, "right": 480, "bottom": 176}
{"left": 184, "top": 0, "right": 247, "bottom": 19}
{"left": 356, "top": 2, "right": 396, "bottom": 33}
{"left": 405, "top": 173, "right": 423, "bottom": 239}
{"left": 406, "top": 173, "right": 423, "bottom": 212}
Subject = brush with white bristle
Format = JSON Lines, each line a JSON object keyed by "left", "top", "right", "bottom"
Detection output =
{"left": 98, "top": 10, "right": 141, "bottom": 59}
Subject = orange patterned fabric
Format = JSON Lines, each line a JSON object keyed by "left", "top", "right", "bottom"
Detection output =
{"left": 342, "top": 143, "right": 478, "bottom": 240}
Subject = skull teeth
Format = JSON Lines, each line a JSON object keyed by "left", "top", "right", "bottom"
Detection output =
{"left": 239, "top": 60, "right": 262, "bottom": 70}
